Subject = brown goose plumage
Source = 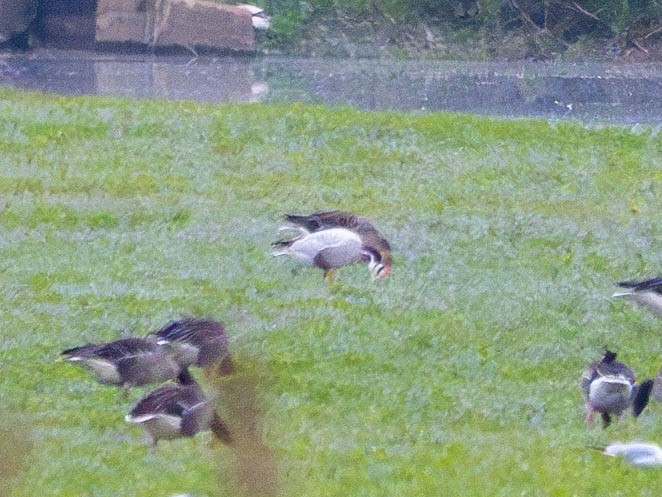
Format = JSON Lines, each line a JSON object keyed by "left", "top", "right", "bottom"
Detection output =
{"left": 60, "top": 337, "right": 181, "bottom": 393}
{"left": 125, "top": 368, "right": 232, "bottom": 447}
{"left": 284, "top": 210, "right": 365, "bottom": 233}
{"left": 150, "top": 317, "right": 234, "bottom": 375}
{"left": 282, "top": 210, "right": 392, "bottom": 276}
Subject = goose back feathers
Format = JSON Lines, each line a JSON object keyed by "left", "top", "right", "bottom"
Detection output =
{"left": 151, "top": 317, "right": 234, "bottom": 374}
{"left": 125, "top": 369, "right": 232, "bottom": 446}
{"left": 61, "top": 337, "right": 181, "bottom": 390}
{"left": 284, "top": 210, "right": 364, "bottom": 233}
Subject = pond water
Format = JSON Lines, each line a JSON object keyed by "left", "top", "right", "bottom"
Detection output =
{"left": 1, "top": 49, "right": 662, "bottom": 126}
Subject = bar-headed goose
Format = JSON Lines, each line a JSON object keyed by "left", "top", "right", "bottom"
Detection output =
{"left": 272, "top": 227, "right": 385, "bottom": 284}
{"left": 281, "top": 210, "right": 392, "bottom": 276}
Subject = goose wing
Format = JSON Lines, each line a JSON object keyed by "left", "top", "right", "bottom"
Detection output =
{"left": 285, "top": 210, "right": 364, "bottom": 232}
{"left": 154, "top": 318, "right": 225, "bottom": 344}
{"left": 92, "top": 338, "right": 159, "bottom": 361}
{"left": 129, "top": 384, "right": 204, "bottom": 418}
{"left": 115, "top": 351, "right": 180, "bottom": 386}
{"left": 75, "top": 338, "right": 158, "bottom": 361}
{"left": 617, "top": 277, "right": 662, "bottom": 293}
{"left": 597, "top": 361, "right": 635, "bottom": 383}
{"left": 152, "top": 318, "right": 229, "bottom": 368}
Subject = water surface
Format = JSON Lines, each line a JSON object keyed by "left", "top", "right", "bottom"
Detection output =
{"left": 1, "top": 49, "right": 661, "bottom": 125}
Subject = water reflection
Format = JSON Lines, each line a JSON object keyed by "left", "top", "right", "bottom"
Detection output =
{"left": 0, "top": 52, "right": 268, "bottom": 103}
{"left": 1, "top": 49, "right": 662, "bottom": 125}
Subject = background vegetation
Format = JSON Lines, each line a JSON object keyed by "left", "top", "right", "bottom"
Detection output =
{"left": 1, "top": 87, "right": 661, "bottom": 496}
{"left": 251, "top": 0, "right": 662, "bottom": 59}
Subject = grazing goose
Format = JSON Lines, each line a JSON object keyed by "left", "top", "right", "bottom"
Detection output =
{"left": 60, "top": 337, "right": 181, "bottom": 393}
{"left": 612, "top": 277, "right": 662, "bottom": 317}
{"left": 603, "top": 442, "right": 662, "bottom": 467}
{"left": 282, "top": 210, "right": 392, "bottom": 276}
{"left": 125, "top": 368, "right": 232, "bottom": 448}
{"left": 272, "top": 227, "right": 385, "bottom": 284}
{"left": 150, "top": 317, "right": 234, "bottom": 376}
{"left": 580, "top": 350, "right": 653, "bottom": 428}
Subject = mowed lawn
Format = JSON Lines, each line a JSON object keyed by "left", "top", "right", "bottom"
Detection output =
{"left": 0, "top": 87, "right": 661, "bottom": 496}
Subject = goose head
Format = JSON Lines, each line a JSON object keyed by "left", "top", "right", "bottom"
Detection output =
{"left": 361, "top": 246, "right": 387, "bottom": 280}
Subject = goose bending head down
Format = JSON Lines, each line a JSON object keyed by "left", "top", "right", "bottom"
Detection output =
{"left": 580, "top": 350, "right": 653, "bottom": 428}
{"left": 149, "top": 317, "right": 234, "bottom": 376}
{"left": 125, "top": 368, "right": 232, "bottom": 448}
{"left": 272, "top": 227, "right": 386, "bottom": 284}
{"left": 282, "top": 210, "right": 392, "bottom": 276}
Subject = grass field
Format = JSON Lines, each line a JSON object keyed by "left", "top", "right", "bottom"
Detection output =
{"left": 1, "top": 87, "right": 661, "bottom": 496}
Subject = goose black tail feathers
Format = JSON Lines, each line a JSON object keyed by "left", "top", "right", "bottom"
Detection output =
{"left": 633, "top": 379, "right": 654, "bottom": 418}
{"left": 284, "top": 214, "right": 323, "bottom": 232}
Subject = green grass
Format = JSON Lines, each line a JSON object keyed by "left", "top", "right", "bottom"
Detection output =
{"left": 1, "top": 87, "right": 661, "bottom": 496}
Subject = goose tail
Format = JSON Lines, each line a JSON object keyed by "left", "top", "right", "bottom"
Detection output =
{"left": 633, "top": 379, "right": 654, "bottom": 418}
